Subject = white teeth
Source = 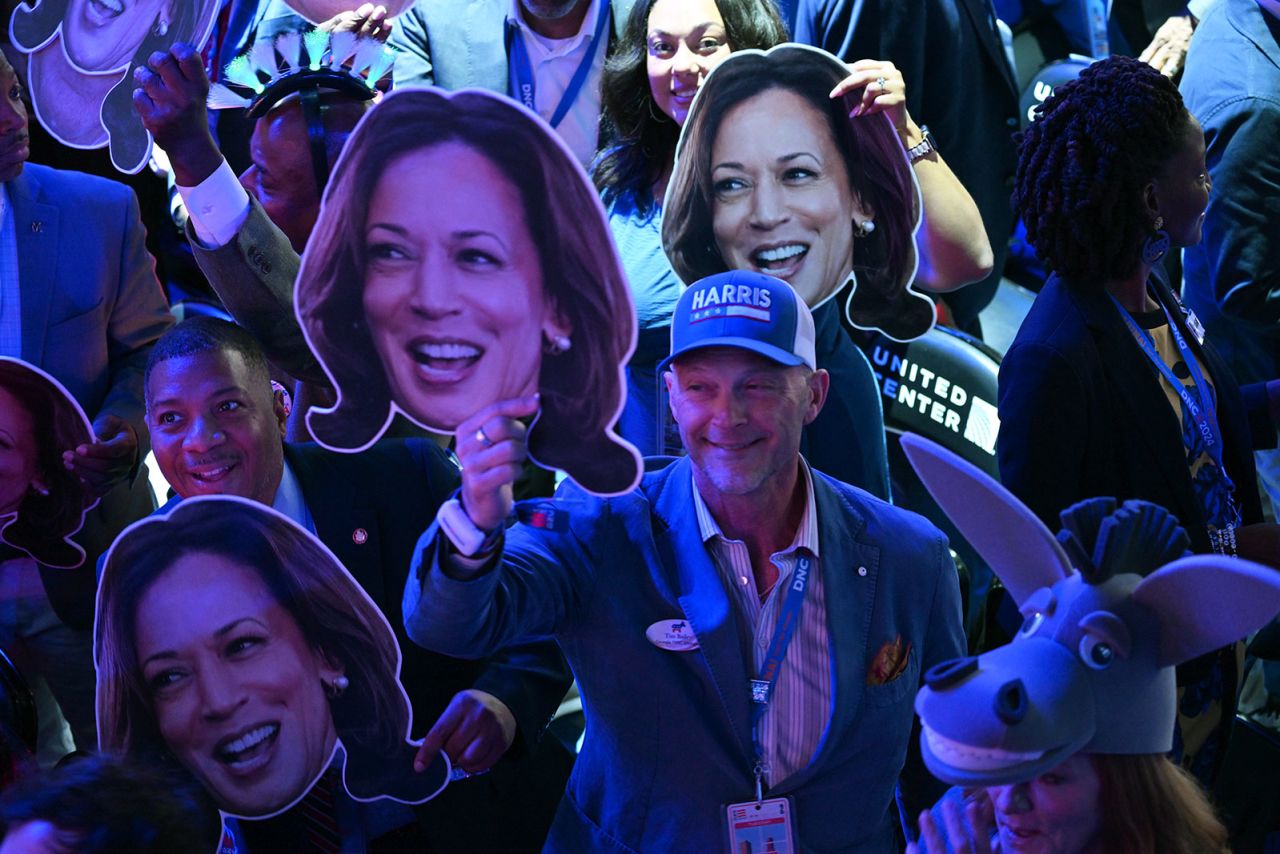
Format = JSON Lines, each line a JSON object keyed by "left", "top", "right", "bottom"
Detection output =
{"left": 221, "top": 724, "right": 277, "bottom": 759}
{"left": 92, "top": 0, "right": 124, "bottom": 14}
{"left": 192, "top": 466, "right": 230, "bottom": 481}
{"left": 754, "top": 244, "right": 806, "bottom": 264}
{"left": 923, "top": 726, "right": 1045, "bottom": 771}
{"left": 413, "top": 342, "right": 481, "bottom": 360}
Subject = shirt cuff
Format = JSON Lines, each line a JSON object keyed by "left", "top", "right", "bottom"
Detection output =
{"left": 176, "top": 159, "right": 251, "bottom": 249}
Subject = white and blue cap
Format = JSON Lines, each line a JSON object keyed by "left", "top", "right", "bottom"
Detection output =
{"left": 662, "top": 271, "right": 817, "bottom": 371}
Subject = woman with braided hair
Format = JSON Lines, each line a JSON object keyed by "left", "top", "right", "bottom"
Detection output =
{"left": 996, "top": 54, "right": 1280, "bottom": 785}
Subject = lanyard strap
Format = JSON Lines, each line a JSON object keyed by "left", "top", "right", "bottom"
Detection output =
{"left": 1110, "top": 294, "right": 1228, "bottom": 477}
{"left": 506, "top": 1, "right": 609, "bottom": 128}
{"left": 748, "top": 554, "right": 813, "bottom": 799}
{"left": 1084, "top": 0, "right": 1110, "bottom": 57}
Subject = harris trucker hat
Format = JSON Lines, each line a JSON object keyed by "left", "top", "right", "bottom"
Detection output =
{"left": 661, "top": 271, "right": 817, "bottom": 371}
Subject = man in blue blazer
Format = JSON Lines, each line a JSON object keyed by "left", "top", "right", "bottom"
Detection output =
{"left": 142, "top": 317, "right": 575, "bottom": 851}
{"left": 405, "top": 272, "right": 965, "bottom": 852}
{"left": 0, "top": 46, "right": 173, "bottom": 757}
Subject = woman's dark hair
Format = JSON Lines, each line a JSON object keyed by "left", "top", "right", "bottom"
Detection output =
{"left": 298, "top": 88, "right": 639, "bottom": 494}
{"left": 10, "top": 0, "right": 214, "bottom": 172}
{"left": 662, "top": 45, "right": 931, "bottom": 340}
{"left": 0, "top": 359, "right": 96, "bottom": 569}
{"left": 592, "top": 0, "right": 788, "bottom": 214}
{"left": 0, "top": 755, "right": 222, "bottom": 854}
{"left": 1012, "top": 55, "right": 1191, "bottom": 288}
{"left": 96, "top": 498, "right": 417, "bottom": 809}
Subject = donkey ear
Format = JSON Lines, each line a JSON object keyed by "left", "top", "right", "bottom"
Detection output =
{"left": 900, "top": 433, "right": 1072, "bottom": 605}
{"left": 1133, "top": 555, "right": 1280, "bottom": 667}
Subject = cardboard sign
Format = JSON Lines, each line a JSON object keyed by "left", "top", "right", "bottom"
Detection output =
{"left": 95, "top": 497, "right": 451, "bottom": 840}
{"left": 294, "top": 87, "right": 642, "bottom": 496}
{"left": 661, "top": 43, "right": 934, "bottom": 343}
{"left": 8, "top": 0, "right": 218, "bottom": 173}
{"left": 0, "top": 357, "right": 99, "bottom": 568}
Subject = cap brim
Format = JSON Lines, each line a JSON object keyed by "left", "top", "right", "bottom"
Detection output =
{"left": 659, "top": 338, "right": 808, "bottom": 372}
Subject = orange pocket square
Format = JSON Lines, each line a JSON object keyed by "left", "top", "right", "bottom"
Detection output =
{"left": 867, "top": 635, "right": 912, "bottom": 685}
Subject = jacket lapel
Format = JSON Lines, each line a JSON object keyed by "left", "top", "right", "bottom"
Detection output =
{"left": 10, "top": 168, "right": 58, "bottom": 364}
{"left": 957, "top": 0, "right": 1018, "bottom": 95}
{"left": 775, "top": 474, "right": 877, "bottom": 791}
{"left": 1071, "top": 281, "right": 1202, "bottom": 523}
{"left": 285, "top": 445, "right": 387, "bottom": 605}
{"left": 651, "top": 458, "right": 754, "bottom": 764}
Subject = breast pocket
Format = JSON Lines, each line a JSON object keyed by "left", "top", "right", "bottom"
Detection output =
{"left": 861, "top": 644, "right": 919, "bottom": 708}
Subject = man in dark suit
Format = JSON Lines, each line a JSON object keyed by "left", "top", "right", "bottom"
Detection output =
{"left": 142, "top": 317, "right": 574, "bottom": 851}
{"left": 0, "top": 45, "right": 173, "bottom": 760}
{"left": 796, "top": 0, "right": 1020, "bottom": 336}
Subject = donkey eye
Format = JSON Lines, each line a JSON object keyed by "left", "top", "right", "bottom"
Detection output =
{"left": 1019, "top": 612, "right": 1044, "bottom": 638}
{"left": 1079, "top": 635, "right": 1114, "bottom": 670}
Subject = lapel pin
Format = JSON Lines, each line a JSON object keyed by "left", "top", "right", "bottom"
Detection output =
{"left": 352, "top": 527, "right": 368, "bottom": 545}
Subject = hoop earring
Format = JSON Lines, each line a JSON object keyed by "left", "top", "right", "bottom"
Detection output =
{"left": 544, "top": 334, "right": 572, "bottom": 356}
{"left": 855, "top": 219, "right": 876, "bottom": 238}
{"left": 1142, "top": 216, "right": 1169, "bottom": 265}
{"left": 324, "top": 675, "right": 350, "bottom": 699}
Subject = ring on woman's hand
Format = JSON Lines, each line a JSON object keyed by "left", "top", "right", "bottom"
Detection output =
{"left": 475, "top": 426, "right": 494, "bottom": 448}
{"left": 875, "top": 76, "right": 888, "bottom": 92}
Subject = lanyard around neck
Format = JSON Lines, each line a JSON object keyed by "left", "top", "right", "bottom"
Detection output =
{"left": 506, "top": 2, "right": 610, "bottom": 129}
{"left": 1109, "top": 293, "right": 1227, "bottom": 476}
{"left": 748, "top": 553, "right": 813, "bottom": 799}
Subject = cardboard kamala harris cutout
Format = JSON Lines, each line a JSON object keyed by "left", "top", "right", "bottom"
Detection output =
{"left": 661, "top": 43, "right": 935, "bottom": 344}
{"left": 0, "top": 357, "right": 99, "bottom": 568}
{"left": 8, "top": 0, "right": 218, "bottom": 173}
{"left": 94, "top": 497, "right": 451, "bottom": 835}
{"left": 295, "top": 87, "right": 642, "bottom": 496}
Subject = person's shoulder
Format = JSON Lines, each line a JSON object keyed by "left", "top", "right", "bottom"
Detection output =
{"left": 814, "top": 469, "right": 947, "bottom": 554}
{"left": 21, "top": 163, "right": 133, "bottom": 205}
{"left": 1006, "top": 277, "right": 1091, "bottom": 355}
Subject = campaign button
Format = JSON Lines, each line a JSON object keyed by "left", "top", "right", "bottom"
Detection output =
{"left": 646, "top": 619, "right": 699, "bottom": 651}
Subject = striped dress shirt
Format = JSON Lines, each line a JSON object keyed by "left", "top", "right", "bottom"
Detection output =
{"left": 691, "top": 462, "right": 833, "bottom": 787}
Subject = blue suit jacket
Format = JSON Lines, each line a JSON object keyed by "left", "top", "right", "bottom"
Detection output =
{"left": 8, "top": 162, "right": 172, "bottom": 626}
{"left": 405, "top": 456, "right": 964, "bottom": 853}
{"left": 1180, "top": 0, "right": 1280, "bottom": 388}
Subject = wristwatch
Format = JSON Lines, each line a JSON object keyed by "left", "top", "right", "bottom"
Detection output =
{"left": 906, "top": 125, "right": 937, "bottom": 164}
{"left": 438, "top": 498, "right": 504, "bottom": 557}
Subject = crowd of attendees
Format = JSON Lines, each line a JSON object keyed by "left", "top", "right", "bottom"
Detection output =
{"left": 0, "top": 0, "right": 1278, "bottom": 850}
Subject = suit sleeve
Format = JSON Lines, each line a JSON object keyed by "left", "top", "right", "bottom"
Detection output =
{"left": 190, "top": 198, "right": 329, "bottom": 386}
{"left": 997, "top": 341, "right": 1089, "bottom": 531}
{"left": 1198, "top": 101, "right": 1280, "bottom": 331}
{"left": 403, "top": 441, "right": 575, "bottom": 747}
{"left": 98, "top": 186, "right": 174, "bottom": 457}
{"left": 390, "top": 6, "right": 436, "bottom": 87}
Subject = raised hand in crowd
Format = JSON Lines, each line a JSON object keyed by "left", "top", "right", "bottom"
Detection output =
{"left": 414, "top": 689, "right": 517, "bottom": 776}
{"left": 131, "top": 43, "right": 222, "bottom": 188}
{"left": 907, "top": 790, "right": 996, "bottom": 854}
{"left": 319, "top": 2, "right": 395, "bottom": 42}
{"left": 1138, "top": 13, "right": 1194, "bottom": 77}
{"left": 454, "top": 395, "right": 542, "bottom": 538}
{"left": 61, "top": 414, "right": 138, "bottom": 499}
{"left": 831, "top": 58, "right": 993, "bottom": 292}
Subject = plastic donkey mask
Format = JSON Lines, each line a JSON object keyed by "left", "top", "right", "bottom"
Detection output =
{"left": 899, "top": 433, "right": 1280, "bottom": 788}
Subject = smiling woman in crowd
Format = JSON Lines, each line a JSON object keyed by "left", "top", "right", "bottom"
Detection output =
{"left": 95, "top": 498, "right": 447, "bottom": 819}
{"left": 296, "top": 87, "right": 639, "bottom": 495}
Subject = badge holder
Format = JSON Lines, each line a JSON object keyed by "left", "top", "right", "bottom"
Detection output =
{"left": 724, "top": 788, "right": 796, "bottom": 854}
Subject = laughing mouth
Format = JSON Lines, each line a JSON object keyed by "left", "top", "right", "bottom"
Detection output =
{"left": 750, "top": 243, "right": 808, "bottom": 273}
{"left": 923, "top": 725, "right": 1047, "bottom": 771}
{"left": 407, "top": 339, "right": 483, "bottom": 380}
{"left": 187, "top": 461, "right": 237, "bottom": 486}
{"left": 216, "top": 723, "right": 279, "bottom": 769}
{"left": 87, "top": 0, "right": 125, "bottom": 18}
